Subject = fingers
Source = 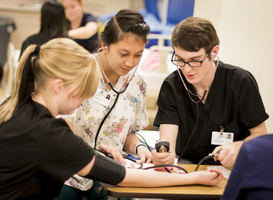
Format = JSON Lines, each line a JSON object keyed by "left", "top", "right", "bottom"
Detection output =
{"left": 145, "top": 156, "right": 152, "bottom": 163}
{"left": 99, "top": 144, "right": 125, "bottom": 163}
{"left": 212, "top": 144, "right": 238, "bottom": 167}
{"left": 137, "top": 147, "right": 152, "bottom": 163}
{"left": 195, "top": 170, "right": 223, "bottom": 186}
{"left": 152, "top": 151, "right": 170, "bottom": 163}
{"left": 151, "top": 149, "right": 175, "bottom": 166}
{"left": 212, "top": 146, "right": 222, "bottom": 156}
{"left": 139, "top": 155, "right": 147, "bottom": 163}
{"left": 207, "top": 169, "right": 224, "bottom": 185}
{"left": 211, "top": 169, "right": 224, "bottom": 182}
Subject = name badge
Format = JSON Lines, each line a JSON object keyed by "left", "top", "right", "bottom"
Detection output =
{"left": 92, "top": 88, "right": 111, "bottom": 107}
{"left": 211, "top": 131, "right": 234, "bottom": 145}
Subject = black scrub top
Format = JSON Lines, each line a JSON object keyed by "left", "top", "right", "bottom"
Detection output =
{"left": 0, "top": 100, "right": 95, "bottom": 199}
{"left": 154, "top": 61, "right": 269, "bottom": 164}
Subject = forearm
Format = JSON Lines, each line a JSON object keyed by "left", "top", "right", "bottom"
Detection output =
{"left": 244, "top": 122, "right": 267, "bottom": 142}
{"left": 69, "top": 22, "right": 98, "bottom": 39}
{"left": 159, "top": 124, "right": 178, "bottom": 163}
{"left": 81, "top": 153, "right": 223, "bottom": 187}
{"left": 118, "top": 168, "right": 195, "bottom": 187}
{"left": 123, "top": 133, "right": 141, "bottom": 154}
{"left": 159, "top": 124, "right": 178, "bottom": 152}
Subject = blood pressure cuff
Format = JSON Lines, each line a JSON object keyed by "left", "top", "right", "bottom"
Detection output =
{"left": 85, "top": 152, "right": 126, "bottom": 185}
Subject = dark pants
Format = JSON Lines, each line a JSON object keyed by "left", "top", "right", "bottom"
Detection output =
{"left": 54, "top": 181, "right": 107, "bottom": 200}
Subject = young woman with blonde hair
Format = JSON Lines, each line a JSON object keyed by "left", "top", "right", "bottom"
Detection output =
{"left": 0, "top": 38, "right": 223, "bottom": 200}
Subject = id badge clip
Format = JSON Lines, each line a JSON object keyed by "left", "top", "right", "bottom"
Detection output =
{"left": 211, "top": 126, "right": 234, "bottom": 145}
{"left": 92, "top": 88, "right": 111, "bottom": 107}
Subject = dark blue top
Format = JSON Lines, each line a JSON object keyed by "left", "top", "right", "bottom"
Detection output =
{"left": 73, "top": 13, "right": 99, "bottom": 53}
{"left": 221, "top": 134, "right": 273, "bottom": 200}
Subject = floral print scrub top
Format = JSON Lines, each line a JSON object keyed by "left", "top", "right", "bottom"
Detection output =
{"left": 63, "top": 65, "right": 149, "bottom": 190}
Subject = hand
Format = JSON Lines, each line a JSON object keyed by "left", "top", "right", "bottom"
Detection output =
{"left": 212, "top": 141, "right": 244, "bottom": 167}
{"left": 99, "top": 144, "right": 125, "bottom": 163}
{"left": 137, "top": 146, "right": 152, "bottom": 163}
{"left": 151, "top": 149, "right": 175, "bottom": 166}
{"left": 192, "top": 168, "right": 224, "bottom": 186}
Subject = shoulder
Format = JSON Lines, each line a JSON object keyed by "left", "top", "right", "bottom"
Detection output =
{"left": 161, "top": 70, "right": 180, "bottom": 89}
{"left": 165, "top": 70, "right": 179, "bottom": 81}
{"left": 218, "top": 61, "right": 255, "bottom": 80}
{"left": 21, "top": 33, "right": 49, "bottom": 50}
{"left": 124, "top": 71, "right": 148, "bottom": 98}
{"left": 238, "top": 134, "right": 273, "bottom": 176}
{"left": 237, "top": 134, "right": 273, "bottom": 168}
{"left": 34, "top": 104, "right": 70, "bottom": 133}
{"left": 25, "top": 32, "right": 49, "bottom": 43}
{"left": 83, "top": 12, "right": 97, "bottom": 23}
{"left": 133, "top": 71, "right": 148, "bottom": 84}
{"left": 217, "top": 61, "right": 259, "bottom": 88}
{"left": 34, "top": 109, "right": 83, "bottom": 149}
{"left": 243, "top": 134, "right": 273, "bottom": 153}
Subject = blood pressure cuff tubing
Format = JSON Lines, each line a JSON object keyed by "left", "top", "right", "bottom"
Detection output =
{"left": 84, "top": 151, "right": 126, "bottom": 185}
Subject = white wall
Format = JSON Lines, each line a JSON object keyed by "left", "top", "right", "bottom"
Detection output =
{"left": 1, "top": 0, "right": 272, "bottom": 131}
{"left": 194, "top": 0, "right": 273, "bottom": 132}
{"left": 0, "top": 0, "right": 144, "bottom": 49}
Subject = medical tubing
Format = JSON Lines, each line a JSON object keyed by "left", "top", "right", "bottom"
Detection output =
{"left": 109, "top": 82, "right": 129, "bottom": 94}
{"left": 142, "top": 164, "right": 188, "bottom": 173}
{"left": 135, "top": 132, "right": 152, "bottom": 152}
{"left": 97, "top": 48, "right": 137, "bottom": 94}
{"left": 178, "top": 102, "right": 199, "bottom": 162}
{"left": 194, "top": 155, "right": 215, "bottom": 171}
{"left": 94, "top": 93, "right": 120, "bottom": 149}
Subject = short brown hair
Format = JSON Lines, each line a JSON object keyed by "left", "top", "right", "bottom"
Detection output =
{"left": 172, "top": 17, "right": 219, "bottom": 54}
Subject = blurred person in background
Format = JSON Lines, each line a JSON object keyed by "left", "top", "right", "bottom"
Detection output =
{"left": 62, "top": 0, "right": 99, "bottom": 53}
{"left": 19, "top": 1, "right": 69, "bottom": 58}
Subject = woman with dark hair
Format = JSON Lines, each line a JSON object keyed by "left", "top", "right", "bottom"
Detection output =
{"left": 0, "top": 37, "right": 223, "bottom": 200}
{"left": 19, "top": 0, "right": 69, "bottom": 58}
{"left": 55, "top": 9, "right": 153, "bottom": 200}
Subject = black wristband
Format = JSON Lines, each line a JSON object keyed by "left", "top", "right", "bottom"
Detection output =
{"left": 135, "top": 143, "right": 147, "bottom": 155}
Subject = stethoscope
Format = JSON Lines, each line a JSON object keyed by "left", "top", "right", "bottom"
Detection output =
{"left": 176, "top": 54, "right": 220, "bottom": 104}
{"left": 93, "top": 47, "right": 139, "bottom": 148}
{"left": 97, "top": 46, "right": 138, "bottom": 94}
{"left": 175, "top": 54, "right": 220, "bottom": 162}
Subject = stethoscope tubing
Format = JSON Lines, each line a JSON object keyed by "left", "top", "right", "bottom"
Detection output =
{"left": 97, "top": 47, "right": 138, "bottom": 94}
{"left": 93, "top": 48, "right": 138, "bottom": 148}
{"left": 176, "top": 56, "right": 220, "bottom": 161}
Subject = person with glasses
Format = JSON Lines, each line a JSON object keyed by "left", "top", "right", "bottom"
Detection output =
{"left": 151, "top": 17, "right": 268, "bottom": 168}
{"left": 0, "top": 38, "right": 224, "bottom": 200}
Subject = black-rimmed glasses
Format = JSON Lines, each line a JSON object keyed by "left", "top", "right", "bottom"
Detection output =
{"left": 171, "top": 48, "right": 213, "bottom": 67}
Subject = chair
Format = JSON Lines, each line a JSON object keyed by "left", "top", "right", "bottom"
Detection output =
{"left": 143, "top": 0, "right": 195, "bottom": 47}
{"left": 144, "top": 0, "right": 195, "bottom": 26}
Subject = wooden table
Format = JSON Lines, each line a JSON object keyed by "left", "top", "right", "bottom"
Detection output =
{"left": 106, "top": 164, "right": 230, "bottom": 200}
